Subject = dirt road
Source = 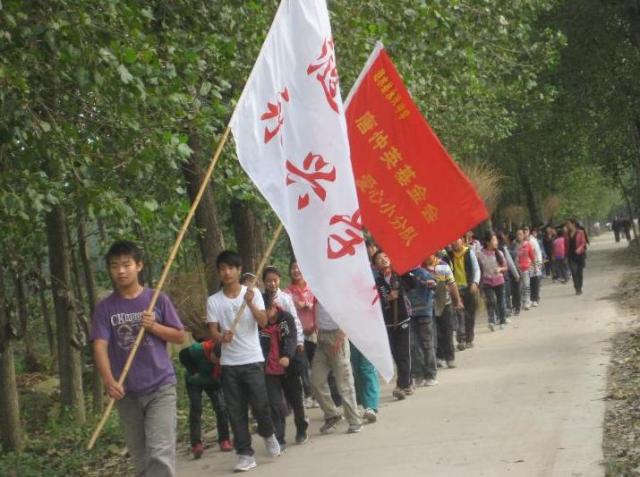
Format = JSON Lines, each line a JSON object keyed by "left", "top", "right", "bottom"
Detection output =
{"left": 177, "top": 235, "right": 630, "bottom": 477}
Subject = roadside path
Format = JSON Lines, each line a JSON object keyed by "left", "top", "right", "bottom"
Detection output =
{"left": 178, "top": 235, "right": 629, "bottom": 476}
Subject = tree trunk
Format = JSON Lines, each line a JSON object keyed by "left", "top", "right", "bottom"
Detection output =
{"left": 133, "top": 222, "right": 154, "bottom": 288}
{"left": 230, "top": 199, "right": 266, "bottom": 274}
{"left": 13, "top": 271, "right": 40, "bottom": 372}
{"left": 518, "top": 167, "right": 542, "bottom": 226}
{"left": 77, "top": 207, "right": 103, "bottom": 413}
{"left": 38, "top": 274, "right": 56, "bottom": 360}
{"left": 625, "top": 0, "right": 640, "bottom": 49}
{"left": 45, "top": 206, "right": 86, "bottom": 423}
{"left": 181, "top": 137, "right": 226, "bottom": 296}
{"left": 0, "top": 266, "right": 22, "bottom": 452}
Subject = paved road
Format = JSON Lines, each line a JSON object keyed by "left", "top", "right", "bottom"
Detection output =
{"left": 177, "top": 235, "right": 630, "bottom": 477}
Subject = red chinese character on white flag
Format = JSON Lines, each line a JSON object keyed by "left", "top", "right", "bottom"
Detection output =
{"left": 286, "top": 152, "right": 336, "bottom": 210}
{"left": 307, "top": 38, "right": 339, "bottom": 113}
{"left": 260, "top": 87, "right": 290, "bottom": 144}
{"left": 327, "top": 209, "right": 364, "bottom": 259}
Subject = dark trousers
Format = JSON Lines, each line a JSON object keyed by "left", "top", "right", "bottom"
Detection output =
{"left": 265, "top": 375, "right": 290, "bottom": 446}
{"left": 510, "top": 275, "right": 521, "bottom": 312}
{"left": 553, "top": 258, "right": 569, "bottom": 282}
{"left": 483, "top": 284, "right": 506, "bottom": 325}
{"left": 186, "top": 382, "right": 230, "bottom": 446}
{"left": 282, "top": 366, "right": 308, "bottom": 435}
{"left": 530, "top": 275, "right": 541, "bottom": 303}
{"left": 222, "top": 363, "right": 274, "bottom": 456}
{"left": 386, "top": 322, "right": 411, "bottom": 388}
{"left": 435, "top": 304, "right": 455, "bottom": 362}
{"left": 569, "top": 255, "right": 585, "bottom": 293}
{"left": 614, "top": 229, "right": 621, "bottom": 242}
{"left": 460, "top": 288, "right": 478, "bottom": 344}
{"left": 410, "top": 317, "right": 437, "bottom": 380}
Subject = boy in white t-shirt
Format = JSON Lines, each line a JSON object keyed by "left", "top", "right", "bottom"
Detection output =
{"left": 207, "top": 251, "right": 281, "bottom": 473}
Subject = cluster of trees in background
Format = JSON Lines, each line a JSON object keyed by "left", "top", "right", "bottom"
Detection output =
{"left": 1, "top": 0, "right": 639, "bottom": 465}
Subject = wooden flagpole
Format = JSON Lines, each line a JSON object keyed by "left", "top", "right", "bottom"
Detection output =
{"left": 87, "top": 126, "right": 231, "bottom": 450}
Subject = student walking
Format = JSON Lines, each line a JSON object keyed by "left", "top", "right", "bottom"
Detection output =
{"left": 566, "top": 219, "right": 587, "bottom": 295}
{"left": 552, "top": 229, "right": 570, "bottom": 283}
{"left": 424, "top": 254, "right": 464, "bottom": 368}
{"left": 260, "top": 293, "right": 307, "bottom": 449}
{"left": 447, "top": 238, "right": 481, "bottom": 349}
{"left": 477, "top": 233, "right": 508, "bottom": 331}
{"left": 350, "top": 342, "right": 380, "bottom": 423}
{"left": 372, "top": 251, "right": 414, "bottom": 400}
{"left": 91, "top": 241, "right": 186, "bottom": 477}
{"left": 179, "top": 339, "right": 232, "bottom": 459}
{"left": 405, "top": 264, "right": 438, "bottom": 387}
{"left": 515, "top": 229, "right": 536, "bottom": 311}
{"left": 206, "top": 251, "right": 281, "bottom": 473}
{"left": 310, "top": 301, "right": 363, "bottom": 434}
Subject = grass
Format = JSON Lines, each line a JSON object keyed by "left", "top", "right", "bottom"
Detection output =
{"left": 0, "top": 354, "right": 217, "bottom": 476}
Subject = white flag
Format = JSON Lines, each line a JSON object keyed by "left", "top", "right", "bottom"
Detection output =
{"left": 229, "top": 0, "right": 393, "bottom": 381}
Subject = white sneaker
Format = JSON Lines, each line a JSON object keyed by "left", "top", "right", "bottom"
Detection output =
{"left": 506, "top": 318, "right": 512, "bottom": 323}
{"left": 532, "top": 301, "right": 538, "bottom": 307}
{"left": 263, "top": 434, "right": 281, "bottom": 457}
{"left": 499, "top": 324, "right": 505, "bottom": 330}
{"left": 234, "top": 455, "right": 257, "bottom": 472}
{"left": 363, "top": 408, "right": 377, "bottom": 423}
{"left": 424, "top": 378, "right": 439, "bottom": 387}
{"left": 488, "top": 323, "right": 495, "bottom": 332}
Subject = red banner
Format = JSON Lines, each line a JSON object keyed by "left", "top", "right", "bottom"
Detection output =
{"left": 345, "top": 44, "right": 488, "bottom": 274}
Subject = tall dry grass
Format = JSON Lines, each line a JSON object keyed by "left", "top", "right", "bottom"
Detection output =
{"left": 459, "top": 160, "right": 503, "bottom": 213}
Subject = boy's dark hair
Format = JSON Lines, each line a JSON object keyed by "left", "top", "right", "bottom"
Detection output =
{"left": 262, "top": 292, "right": 275, "bottom": 309}
{"left": 216, "top": 250, "right": 242, "bottom": 269}
{"left": 105, "top": 240, "right": 143, "bottom": 266}
{"left": 483, "top": 231, "right": 496, "bottom": 246}
{"left": 371, "top": 250, "right": 385, "bottom": 264}
{"left": 262, "top": 265, "right": 281, "bottom": 282}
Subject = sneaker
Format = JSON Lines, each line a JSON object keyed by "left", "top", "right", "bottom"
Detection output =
{"left": 347, "top": 423, "right": 364, "bottom": 434}
{"left": 424, "top": 378, "right": 439, "bottom": 386}
{"left": 505, "top": 318, "right": 512, "bottom": 324}
{"left": 414, "top": 377, "right": 426, "bottom": 387}
{"left": 320, "top": 415, "right": 343, "bottom": 433}
{"left": 402, "top": 386, "right": 414, "bottom": 396}
{"left": 263, "top": 434, "right": 281, "bottom": 457}
{"left": 532, "top": 301, "right": 539, "bottom": 307}
{"left": 499, "top": 324, "right": 505, "bottom": 330}
{"left": 524, "top": 305, "right": 531, "bottom": 311}
{"left": 220, "top": 439, "right": 233, "bottom": 452}
{"left": 436, "top": 359, "right": 446, "bottom": 368}
{"left": 191, "top": 442, "right": 204, "bottom": 459}
{"left": 234, "top": 455, "right": 257, "bottom": 472}
{"left": 303, "top": 397, "right": 314, "bottom": 409}
{"left": 363, "top": 408, "right": 377, "bottom": 423}
{"left": 295, "top": 429, "right": 309, "bottom": 445}
{"left": 446, "top": 360, "right": 456, "bottom": 369}
{"left": 392, "top": 387, "right": 406, "bottom": 400}
{"left": 457, "top": 342, "right": 466, "bottom": 351}
{"left": 488, "top": 323, "right": 495, "bottom": 332}
{"left": 466, "top": 342, "right": 474, "bottom": 349}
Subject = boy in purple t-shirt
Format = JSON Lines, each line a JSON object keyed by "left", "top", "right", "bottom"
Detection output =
{"left": 91, "top": 241, "right": 185, "bottom": 477}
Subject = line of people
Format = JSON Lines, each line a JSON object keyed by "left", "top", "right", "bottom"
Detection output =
{"left": 91, "top": 218, "right": 589, "bottom": 475}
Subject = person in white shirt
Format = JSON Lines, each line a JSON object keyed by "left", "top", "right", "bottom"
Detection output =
{"left": 206, "top": 251, "right": 281, "bottom": 473}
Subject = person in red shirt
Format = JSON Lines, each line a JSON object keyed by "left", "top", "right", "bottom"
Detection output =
{"left": 515, "top": 229, "right": 536, "bottom": 310}
{"left": 260, "top": 293, "right": 299, "bottom": 450}
{"left": 565, "top": 219, "right": 588, "bottom": 295}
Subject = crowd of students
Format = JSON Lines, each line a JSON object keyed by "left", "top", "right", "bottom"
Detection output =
{"left": 90, "top": 218, "right": 589, "bottom": 475}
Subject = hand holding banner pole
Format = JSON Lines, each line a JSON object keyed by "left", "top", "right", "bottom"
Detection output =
{"left": 229, "top": 223, "right": 284, "bottom": 334}
{"left": 86, "top": 127, "right": 231, "bottom": 451}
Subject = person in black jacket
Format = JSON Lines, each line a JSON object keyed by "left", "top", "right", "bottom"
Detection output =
{"left": 372, "top": 251, "right": 415, "bottom": 401}
{"left": 260, "top": 293, "right": 308, "bottom": 449}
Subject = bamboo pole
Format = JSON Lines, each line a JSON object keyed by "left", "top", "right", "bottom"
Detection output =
{"left": 87, "top": 127, "right": 231, "bottom": 450}
{"left": 230, "top": 222, "right": 284, "bottom": 334}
